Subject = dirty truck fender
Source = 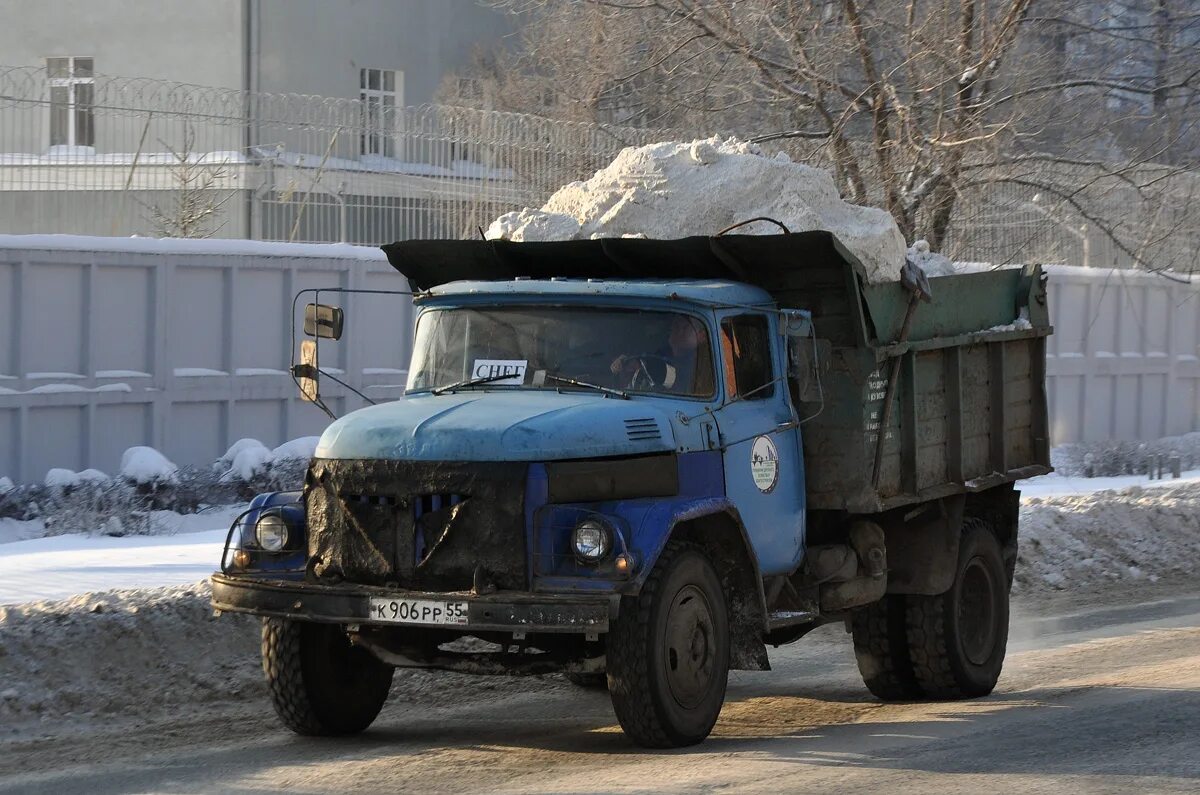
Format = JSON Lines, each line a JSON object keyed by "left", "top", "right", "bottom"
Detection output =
{"left": 626, "top": 497, "right": 769, "bottom": 633}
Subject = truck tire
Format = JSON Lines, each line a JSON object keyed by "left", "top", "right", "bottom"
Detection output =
{"left": 905, "top": 520, "right": 1009, "bottom": 699}
{"left": 851, "top": 594, "right": 922, "bottom": 700}
{"left": 261, "top": 618, "right": 394, "bottom": 736}
{"left": 606, "top": 540, "right": 730, "bottom": 748}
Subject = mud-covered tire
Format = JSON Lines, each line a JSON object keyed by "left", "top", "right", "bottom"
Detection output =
{"left": 905, "top": 521, "right": 1009, "bottom": 699}
{"left": 566, "top": 672, "right": 608, "bottom": 689}
{"left": 261, "top": 618, "right": 394, "bottom": 736}
{"left": 851, "top": 594, "right": 922, "bottom": 700}
{"left": 606, "top": 541, "right": 730, "bottom": 748}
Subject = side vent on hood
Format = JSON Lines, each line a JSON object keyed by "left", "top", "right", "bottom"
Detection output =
{"left": 624, "top": 417, "right": 661, "bottom": 441}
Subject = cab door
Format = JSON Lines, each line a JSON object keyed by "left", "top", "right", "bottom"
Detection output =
{"left": 711, "top": 312, "right": 806, "bottom": 576}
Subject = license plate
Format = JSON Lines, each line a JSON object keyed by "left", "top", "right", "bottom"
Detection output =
{"left": 368, "top": 597, "right": 469, "bottom": 626}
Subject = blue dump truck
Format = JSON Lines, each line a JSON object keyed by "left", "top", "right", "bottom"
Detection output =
{"left": 212, "top": 231, "right": 1051, "bottom": 748}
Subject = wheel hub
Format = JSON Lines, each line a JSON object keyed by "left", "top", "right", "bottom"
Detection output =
{"left": 664, "top": 584, "right": 715, "bottom": 709}
{"left": 958, "top": 556, "right": 999, "bottom": 666}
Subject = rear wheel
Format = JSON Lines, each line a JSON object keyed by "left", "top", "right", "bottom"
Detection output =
{"left": 905, "top": 521, "right": 1009, "bottom": 699}
{"left": 606, "top": 541, "right": 730, "bottom": 748}
{"left": 852, "top": 594, "right": 922, "bottom": 700}
{"left": 261, "top": 618, "right": 394, "bottom": 735}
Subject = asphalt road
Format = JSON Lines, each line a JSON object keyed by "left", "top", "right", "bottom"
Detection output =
{"left": 3, "top": 592, "right": 1198, "bottom": 794}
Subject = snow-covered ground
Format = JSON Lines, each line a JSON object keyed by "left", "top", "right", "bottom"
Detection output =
{"left": 1019, "top": 468, "right": 1200, "bottom": 498}
{"left": 1016, "top": 480, "right": 1200, "bottom": 591}
{"left": 0, "top": 523, "right": 237, "bottom": 605}
{"left": 1, "top": 470, "right": 1198, "bottom": 605}
{"left": 0, "top": 470, "right": 1196, "bottom": 735}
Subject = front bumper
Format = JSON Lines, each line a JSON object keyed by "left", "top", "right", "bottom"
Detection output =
{"left": 210, "top": 573, "right": 617, "bottom": 634}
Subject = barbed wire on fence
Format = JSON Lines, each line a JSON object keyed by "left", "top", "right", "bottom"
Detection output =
{"left": 0, "top": 64, "right": 1195, "bottom": 272}
{"left": 0, "top": 65, "right": 685, "bottom": 244}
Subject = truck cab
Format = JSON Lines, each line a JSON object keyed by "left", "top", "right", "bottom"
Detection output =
{"left": 213, "top": 232, "right": 1050, "bottom": 748}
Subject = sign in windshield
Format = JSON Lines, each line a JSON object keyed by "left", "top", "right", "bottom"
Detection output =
{"left": 408, "top": 307, "right": 715, "bottom": 398}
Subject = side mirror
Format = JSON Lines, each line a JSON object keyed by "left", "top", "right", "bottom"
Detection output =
{"left": 782, "top": 310, "right": 827, "bottom": 405}
{"left": 304, "top": 303, "right": 344, "bottom": 340}
{"left": 293, "top": 339, "right": 320, "bottom": 403}
{"left": 782, "top": 310, "right": 813, "bottom": 338}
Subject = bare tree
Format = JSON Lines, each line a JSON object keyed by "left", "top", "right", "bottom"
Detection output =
{"left": 1031, "top": 1, "right": 1200, "bottom": 165}
{"left": 448, "top": 1, "right": 1200, "bottom": 271}
{"left": 141, "top": 125, "right": 237, "bottom": 238}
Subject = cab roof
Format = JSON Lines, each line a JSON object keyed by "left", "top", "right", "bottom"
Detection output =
{"left": 423, "top": 277, "right": 774, "bottom": 307}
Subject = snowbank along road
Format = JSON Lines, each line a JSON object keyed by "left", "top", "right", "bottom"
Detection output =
{"left": 0, "top": 479, "right": 1197, "bottom": 791}
{"left": 0, "top": 583, "right": 1197, "bottom": 794}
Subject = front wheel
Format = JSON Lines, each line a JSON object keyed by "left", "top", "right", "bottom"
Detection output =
{"left": 261, "top": 618, "right": 394, "bottom": 735}
{"left": 905, "top": 520, "right": 1010, "bottom": 699}
{"left": 606, "top": 541, "right": 730, "bottom": 748}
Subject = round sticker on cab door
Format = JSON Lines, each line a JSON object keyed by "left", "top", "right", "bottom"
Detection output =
{"left": 750, "top": 435, "right": 779, "bottom": 493}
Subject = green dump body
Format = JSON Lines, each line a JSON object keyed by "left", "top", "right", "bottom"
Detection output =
{"left": 770, "top": 246, "right": 1053, "bottom": 514}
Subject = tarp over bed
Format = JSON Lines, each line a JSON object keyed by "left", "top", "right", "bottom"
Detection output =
{"left": 381, "top": 231, "right": 867, "bottom": 293}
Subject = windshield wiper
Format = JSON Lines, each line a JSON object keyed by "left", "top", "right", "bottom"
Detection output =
{"left": 543, "top": 373, "right": 629, "bottom": 400}
{"left": 431, "top": 371, "right": 520, "bottom": 395}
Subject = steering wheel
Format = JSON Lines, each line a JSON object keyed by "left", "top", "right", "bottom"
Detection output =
{"left": 622, "top": 353, "right": 672, "bottom": 391}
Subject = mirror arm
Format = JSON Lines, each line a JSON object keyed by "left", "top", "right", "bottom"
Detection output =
{"left": 291, "top": 363, "right": 319, "bottom": 379}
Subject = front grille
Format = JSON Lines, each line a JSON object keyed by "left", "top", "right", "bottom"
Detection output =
{"left": 305, "top": 459, "right": 528, "bottom": 592}
{"left": 624, "top": 417, "right": 661, "bottom": 441}
{"left": 413, "top": 493, "right": 464, "bottom": 518}
{"left": 413, "top": 493, "right": 465, "bottom": 562}
{"left": 341, "top": 493, "right": 401, "bottom": 507}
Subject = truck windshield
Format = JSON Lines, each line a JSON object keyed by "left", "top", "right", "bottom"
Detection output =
{"left": 408, "top": 306, "right": 716, "bottom": 398}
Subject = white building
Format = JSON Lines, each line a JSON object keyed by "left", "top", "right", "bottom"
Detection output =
{"left": 0, "top": 0, "right": 518, "bottom": 242}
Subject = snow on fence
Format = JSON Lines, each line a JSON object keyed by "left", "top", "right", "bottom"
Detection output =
{"left": 0, "top": 235, "right": 411, "bottom": 483}
{"left": 0, "top": 236, "right": 1197, "bottom": 483}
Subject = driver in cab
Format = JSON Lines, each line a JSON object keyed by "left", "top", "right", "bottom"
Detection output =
{"left": 610, "top": 315, "right": 711, "bottom": 394}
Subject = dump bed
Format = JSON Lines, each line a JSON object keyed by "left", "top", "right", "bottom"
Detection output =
{"left": 797, "top": 265, "right": 1051, "bottom": 512}
{"left": 384, "top": 232, "right": 1052, "bottom": 514}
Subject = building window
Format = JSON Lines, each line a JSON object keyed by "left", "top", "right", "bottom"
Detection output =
{"left": 360, "top": 68, "right": 402, "bottom": 157}
{"left": 47, "top": 57, "right": 94, "bottom": 147}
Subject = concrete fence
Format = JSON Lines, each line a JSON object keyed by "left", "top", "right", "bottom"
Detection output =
{"left": 1, "top": 236, "right": 1197, "bottom": 483}
{"left": 1044, "top": 265, "right": 1200, "bottom": 446}
{"left": 0, "top": 235, "right": 411, "bottom": 483}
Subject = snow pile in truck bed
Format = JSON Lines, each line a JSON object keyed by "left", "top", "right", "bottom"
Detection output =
{"left": 486, "top": 137, "right": 909, "bottom": 284}
{"left": 906, "top": 239, "right": 958, "bottom": 278}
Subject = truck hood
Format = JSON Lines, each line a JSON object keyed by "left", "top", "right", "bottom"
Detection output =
{"left": 314, "top": 391, "right": 679, "bottom": 461}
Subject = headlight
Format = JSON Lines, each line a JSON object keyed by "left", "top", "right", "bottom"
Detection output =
{"left": 572, "top": 519, "right": 612, "bottom": 561}
{"left": 255, "top": 514, "right": 289, "bottom": 552}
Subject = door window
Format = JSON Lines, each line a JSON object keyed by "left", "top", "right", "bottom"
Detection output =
{"left": 719, "top": 315, "right": 774, "bottom": 400}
